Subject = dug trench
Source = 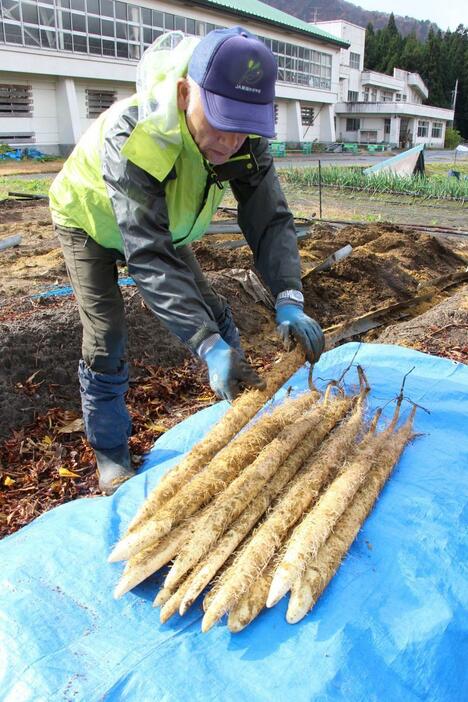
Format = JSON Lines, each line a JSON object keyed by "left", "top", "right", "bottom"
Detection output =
{"left": 0, "top": 198, "right": 467, "bottom": 535}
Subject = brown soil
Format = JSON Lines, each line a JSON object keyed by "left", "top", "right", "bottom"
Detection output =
{"left": 1, "top": 203, "right": 467, "bottom": 442}
{"left": 0, "top": 160, "right": 63, "bottom": 176}
{"left": 1, "top": 197, "right": 467, "bottom": 535}
{"left": 297, "top": 223, "right": 467, "bottom": 326}
{"left": 377, "top": 285, "right": 468, "bottom": 361}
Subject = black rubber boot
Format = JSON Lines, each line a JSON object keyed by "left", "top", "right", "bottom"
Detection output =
{"left": 95, "top": 444, "right": 135, "bottom": 495}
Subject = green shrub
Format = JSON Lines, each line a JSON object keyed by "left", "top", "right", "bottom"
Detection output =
{"left": 444, "top": 127, "right": 463, "bottom": 149}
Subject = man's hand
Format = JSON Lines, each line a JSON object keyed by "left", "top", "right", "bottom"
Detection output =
{"left": 276, "top": 302, "right": 325, "bottom": 364}
{"left": 202, "top": 337, "right": 265, "bottom": 402}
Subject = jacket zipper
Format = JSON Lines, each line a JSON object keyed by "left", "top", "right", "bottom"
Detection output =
{"left": 199, "top": 164, "right": 223, "bottom": 216}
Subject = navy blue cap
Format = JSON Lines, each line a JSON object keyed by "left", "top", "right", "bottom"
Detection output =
{"left": 188, "top": 26, "right": 277, "bottom": 138}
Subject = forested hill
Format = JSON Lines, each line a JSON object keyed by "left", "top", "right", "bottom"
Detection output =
{"left": 366, "top": 17, "right": 467, "bottom": 139}
{"left": 263, "top": 0, "right": 439, "bottom": 40}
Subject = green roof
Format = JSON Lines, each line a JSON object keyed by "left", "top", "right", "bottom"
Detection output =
{"left": 192, "top": 0, "right": 350, "bottom": 48}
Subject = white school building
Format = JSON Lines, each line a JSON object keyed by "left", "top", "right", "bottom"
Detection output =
{"left": 0, "top": 1, "right": 453, "bottom": 153}
{"left": 0, "top": 0, "right": 348, "bottom": 153}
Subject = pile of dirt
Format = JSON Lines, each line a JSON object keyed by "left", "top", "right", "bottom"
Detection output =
{"left": 0, "top": 291, "right": 190, "bottom": 440}
{"left": 377, "top": 285, "right": 468, "bottom": 362}
{"left": 299, "top": 224, "right": 467, "bottom": 326}
{"left": 1, "top": 210, "right": 467, "bottom": 441}
{"left": 0, "top": 200, "right": 58, "bottom": 298}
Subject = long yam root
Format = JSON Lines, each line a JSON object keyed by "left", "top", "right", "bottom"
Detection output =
{"left": 177, "top": 410, "right": 330, "bottom": 616}
{"left": 110, "top": 391, "right": 317, "bottom": 563}
{"left": 201, "top": 393, "right": 362, "bottom": 632}
{"left": 286, "top": 406, "right": 416, "bottom": 624}
{"left": 267, "top": 405, "right": 401, "bottom": 607}
{"left": 227, "top": 559, "right": 277, "bottom": 633}
{"left": 167, "top": 393, "right": 351, "bottom": 592}
{"left": 126, "top": 347, "right": 306, "bottom": 532}
{"left": 113, "top": 510, "right": 206, "bottom": 597}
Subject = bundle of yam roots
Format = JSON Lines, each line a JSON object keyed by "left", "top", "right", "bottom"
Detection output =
{"left": 109, "top": 349, "right": 416, "bottom": 632}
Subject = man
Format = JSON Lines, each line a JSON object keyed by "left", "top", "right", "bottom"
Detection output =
{"left": 49, "top": 26, "right": 325, "bottom": 495}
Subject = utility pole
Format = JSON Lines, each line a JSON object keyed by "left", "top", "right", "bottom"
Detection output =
{"left": 450, "top": 79, "right": 459, "bottom": 127}
{"left": 451, "top": 79, "right": 459, "bottom": 110}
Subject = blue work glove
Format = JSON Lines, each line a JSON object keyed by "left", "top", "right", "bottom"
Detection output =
{"left": 276, "top": 296, "right": 325, "bottom": 364}
{"left": 200, "top": 336, "right": 265, "bottom": 402}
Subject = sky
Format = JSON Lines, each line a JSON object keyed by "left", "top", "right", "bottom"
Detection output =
{"left": 354, "top": 0, "right": 467, "bottom": 31}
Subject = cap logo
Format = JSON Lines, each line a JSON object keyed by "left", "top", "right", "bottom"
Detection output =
{"left": 235, "top": 58, "right": 263, "bottom": 94}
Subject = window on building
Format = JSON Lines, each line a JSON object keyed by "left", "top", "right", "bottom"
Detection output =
{"left": 272, "top": 41, "right": 332, "bottom": 90}
{"left": 86, "top": 88, "right": 116, "bottom": 117}
{"left": 364, "top": 87, "right": 377, "bottom": 103}
{"left": 301, "top": 106, "right": 314, "bottom": 125}
{"left": 431, "top": 122, "right": 443, "bottom": 138}
{"left": 381, "top": 90, "right": 393, "bottom": 102}
{"left": 0, "top": 132, "right": 35, "bottom": 143}
{"left": 346, "top": 118, "right": 360, "bottom": 132}
{"left": 2, "top": 0, "right": 20, "bottom": 21}
{"left": 0, "top": 84, "right": 33, "bottom": 116}
{"left": 0, "top": 0, "right": 331, "bottom": 84}
{"left": 360, "top": 130, "right": 378, "bottom": 143}
{"left": 417, "top": 120, "right": 429, "bottom": 137}
{"left": 347, "top": 90, "right": 358, "bottom": 102}
{"left": 349, "top": 52, "right": 360, "bottom": 69}
{"left": 384, "top": 118, "right": 391, "bottom": 135}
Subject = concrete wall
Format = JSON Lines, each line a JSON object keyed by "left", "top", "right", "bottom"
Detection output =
{"left": 0, "top": 71, "right": 135, "bottom": 152}
{"left": 315, "top": 21, "right": 365, "bottom": 70}
{"left": 0, "top": 72, "right": 59, "bottom": 150}
{"left": 337, "top": 115, "right": 386, "bottom": 143}
{"left": 411, "top": 120, "right": 446, "bottom": 147}
{"left": 276, "top": 99, "right": 335, "bottom": 143}
{"left": 275, "top": 100, "right": 288, "bottom": 141}
{"left": 336, "top": 113, "right": 446, "bottom": 147}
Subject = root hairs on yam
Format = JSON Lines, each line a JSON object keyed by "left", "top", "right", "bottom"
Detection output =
{"left": 166, "top": 393, "right": 352, "bottom": 593}
{"left": 126, "top": 347, "right": 306, "bottom": 532}
{"left": 286, "top": 406, "right": 416, "bottom": 624}
{"left": 201, "top": 393, "right": 364, "bottom": 632}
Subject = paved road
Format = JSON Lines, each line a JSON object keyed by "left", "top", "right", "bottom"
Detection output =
{"left": 277, "top": 149, "right": 459, "bottom": 169}
{"left": 4, "top": 150, "right": 462, "bottom": 181}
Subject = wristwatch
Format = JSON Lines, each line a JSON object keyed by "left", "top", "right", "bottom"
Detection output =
{"left": 275, "top": 289, "right": 304, "bottom": 308}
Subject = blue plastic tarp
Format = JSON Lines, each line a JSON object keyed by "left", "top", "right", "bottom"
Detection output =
{"left": 1, "top": 342, "right": 467, "bottom": 702}
{"left": 34, "top": 278, "right": 136, "bottom": 299}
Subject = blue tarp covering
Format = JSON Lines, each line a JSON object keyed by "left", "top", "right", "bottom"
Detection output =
{"left": 1, "top": 342, "right": 467, "bottom": 702}
{"left": 34, "top": 278, "right": 136, "bottom": 299}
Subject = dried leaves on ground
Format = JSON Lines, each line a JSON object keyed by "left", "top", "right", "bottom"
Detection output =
{"left": 0, "top": 354, "right": 274, "bottom": 539}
